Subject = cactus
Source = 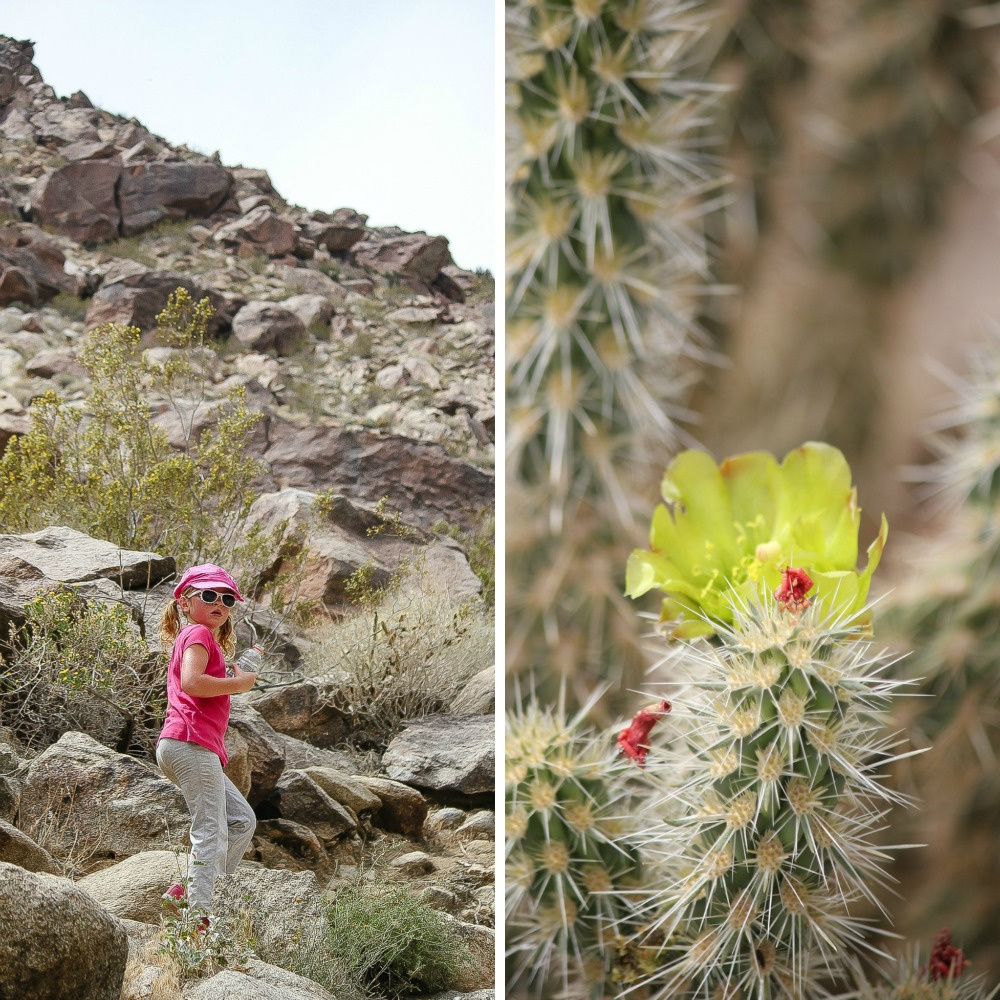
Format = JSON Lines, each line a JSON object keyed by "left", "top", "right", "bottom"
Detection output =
{"left": 880, "top": 327, "right": 1000, "bottom": 975}
{"left": 615, "top": 587, "right": 911, "bottom": 998}
{"left": 505, "top": 690, "right": 643, "bottom": 998}
{"left": 505, "top": 0, "right": 720, "bottom": 710}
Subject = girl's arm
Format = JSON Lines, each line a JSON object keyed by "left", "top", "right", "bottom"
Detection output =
{"left": 180, "top": 643, "right": 257, "bottom": 696}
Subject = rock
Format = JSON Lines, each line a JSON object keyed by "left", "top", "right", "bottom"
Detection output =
{"left": 255, "top": 421, "right": 493, "bottom": 533}
{"left": 0, "top": 409, "right": 29, "bottom": 455}
{"left": 17, "top": 731, "right": 189, "bottom": 862}
{"left": 0, "top": 861, "right": 128, "bottom": 1000}
{"left": 259, "top": 769, "right": 357, "bottom": 842}
{"left": 0, "top": 817, "right": 60, "bottom": 874}
{"left": 84, "top": 267, "right": 232, "bottom": 334}
{"left": 390, "top": 850, "right": 436, "bottom": 876}
{"left": 280, "top": 293, "right": 334, "bottom": 329}
{"left": 299, "top": 766, "right": 381, "bottom": 816}
{"left": 225, "top": 702, "right": 286, "bottom": 808}
{"left": 23, "top": 347, "right": 86, "bottom": 379}
{"left": 61, "top": 138, "right": 116, "bottom": 161}
{"left": 418, "top": 537, "right": 483, "bottom": 601}
{"left": 300, "top": 207, "right": 367, "bottom": 251}
{"left": 383, "top": 715, "right": 494, "bottom": 797}
{"left": 183, "top": 958, "right": 337, "bottom": 1000}
{"left": 0, "top": 772, "right": 17, "bottom": 822}
{"left": 0, "top": 38, "right": 41, "bottom": 103}
{"left": 425, "top": 806, "right": 467, "bottom": 835}
{"left": 271, "top": 731, "right": 369, "bottom": 775}
{"left": 76, "top": 849, "right": 188, "bottom": 923}
{"left": 456, "top": 810, "right": 494, "bottom": 839}
{"left": 438, "top": 917, "right": 495, "bottom": 992}
{"left": 30, "top": 157, "right": 123, "bottom": 243}
{"left": 424, "top": 992, "right": 495, "bottom": 1000}
{"left": 451, "top": 667, "right": 494, "bottom": 715}
{"left": 223, "top": 725, "right": 252, "bottom": 799}
{"left": 354, "top": 776, "right": 428, "bottom": 836}
{"left": 274, "top": 264, "right": 347, "bottom": 300}
{"left": 387, "top": 305, "right": 442, "bottom": 324}
{"left": 248, "top": 680, "right": 350, "bottom": 747}
{"left": 212, "top": 867, "right": 324, "bottom": 960}
{"left": 0, "top": 221, "right": 85, "bottom": 306}
{"left": 118, "top": 160, "right": 231, "bottom": 235}
{"left": 231, "top": 300, "right": 306, "bottom": 354}
{"left": 253, "top": 818, "right": 330, "bottom": 879}
{"left": 352, "top": 232, "right": 451, "bottom": 282}
{"left": 214, "top": 206, "right": 297, "bottom": 256}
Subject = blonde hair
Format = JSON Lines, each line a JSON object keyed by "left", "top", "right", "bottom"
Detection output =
{"left": 159, "top": 590, "right": 237, "bottom": 658}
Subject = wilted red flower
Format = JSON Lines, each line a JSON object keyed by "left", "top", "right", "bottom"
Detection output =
{"left": 618, "top": 700, "right": 671, "bottom": 768}
{"left": 926, "top": 928, "right": 968, "bottom": 982}
{"left": 774, "top": 567, "right": 814, "bottom": 614}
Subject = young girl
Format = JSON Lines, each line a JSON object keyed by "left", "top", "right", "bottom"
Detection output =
{"left": 155, "top": 563, "right": 259, "bottom": 921}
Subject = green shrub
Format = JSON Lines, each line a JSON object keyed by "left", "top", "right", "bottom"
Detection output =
{"left": 323, "top": 874, "right": 476, "bottom": 999}
{"left": 0, "top": 288, "right": 268, "bottom": 574}
{"left": 0, "top": 586, "right": 162, "bottom": 754}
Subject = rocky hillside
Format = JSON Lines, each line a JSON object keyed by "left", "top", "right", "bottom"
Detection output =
{"left": 0, "top": 36, "right": 494, "bottom": 537}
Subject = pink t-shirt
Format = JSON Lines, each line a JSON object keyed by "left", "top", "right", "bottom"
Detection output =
{"left": 158, "top": 623, "right": 230, "bottom": 766}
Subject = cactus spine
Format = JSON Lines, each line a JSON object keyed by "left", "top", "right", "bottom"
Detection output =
{"left": 506, "top": 693, "right": 642, "bottom": 998}
{"left": 505, "top": 0, "right": 719, "bottom": 709}
{"left": 618, "top": 591, "right": 911, "bottom": 999}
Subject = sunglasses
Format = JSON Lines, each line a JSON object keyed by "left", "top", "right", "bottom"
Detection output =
{"left": 192, "top": 589, "right": 237, "bottom": 608}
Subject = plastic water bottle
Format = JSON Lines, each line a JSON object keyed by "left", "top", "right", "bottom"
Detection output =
{"left": 235, "top": 644, "right": 264, "bottom": 676}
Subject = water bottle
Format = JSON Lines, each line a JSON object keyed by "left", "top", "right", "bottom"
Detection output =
{"left": 234, "top": 644, "right": 264, "bottom": 677}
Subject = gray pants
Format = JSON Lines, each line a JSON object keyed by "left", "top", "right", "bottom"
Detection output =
{"left": 156, "top": 737, "right": 257, "bottom": 911}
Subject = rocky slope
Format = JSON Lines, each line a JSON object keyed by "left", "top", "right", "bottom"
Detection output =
{"left": 0, "top": 36, "right": 494, "bottom": 532}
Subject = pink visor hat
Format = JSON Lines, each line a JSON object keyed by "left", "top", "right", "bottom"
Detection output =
{"left": 172, "top": 563, "right": 245, "bottom": 602}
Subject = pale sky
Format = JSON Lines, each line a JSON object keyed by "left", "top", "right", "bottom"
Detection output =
{"left": 3, "top": 1, "right": 497, "bottom": 272}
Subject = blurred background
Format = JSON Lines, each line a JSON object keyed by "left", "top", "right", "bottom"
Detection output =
{"left": 507, "top": 0, "right": 1000, "bottom": 985}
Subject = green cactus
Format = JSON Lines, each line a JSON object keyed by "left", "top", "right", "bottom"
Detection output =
{"left": 505, "top": 0, "right": 720, "bottom": 711}
{"left": 614, "top": 588, "right": 910, "bottom": 999}
{"left": 505, "top": 691, "right": 643, "bottom": 998}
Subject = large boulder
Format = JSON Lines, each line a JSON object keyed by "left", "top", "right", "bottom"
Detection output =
{"left": 118, "top": 160, "right": 231, "bottom": 234}
{"left": 84, "top": 266, "right": 235, "bottom": 333}
{"left": 299, "top": 207, "right": 368, "bottom": 252}
{"left": 354, "top": 776, "right": 428, "bottom": 836}
{"left": 215, "top": 206, "right": 297, "bottom": 257}
{"left": 382, "top": 715, "right": 494, "bottom": 798}
{"left": 0, "top": 526, "right": 174, "bottom": 640}
{"left": 300, "top": 766, "right": 381, "bottom": 818}
{"left": 255, "top": 421, "right": 493, "bottom": 533}
{"left": 247, "top": 678, "right": 350, "bottom": 747}
{"left": 259, "top": 769, "right": 358, "bottom": 843}
{"left": 0, "top": 221, "right": 85, "bottom": 306}
{"left": 226, "top": 702, "right": 287, "bottom": 808}
{"left": 0, "top": 38, "right": 42, "bottom": 104}
{"left": 0, "top": 817, "right": 60, "bottom": 874}
{"left": 352, "top": 232, "right": 451, "bottom": 282}
{"left": 17, "top": 731, "right": 189, "bottom": 862}
{"left": 231, "top": 299, "right": 306, "bottom": 354}
{"left": 76, "top": 848, "right": 187, "bottom": 923}
{"left": 183, "top": 958, "right": 337, "bottom": 1000}
{"left": 29, "top": 158, "right": 123, "bottom": 243}
{"left": 0, "top": 861, "right": 128, "bottom": 1000}
{"left": 450, "top": 667, "right": 494, "bottom": 715}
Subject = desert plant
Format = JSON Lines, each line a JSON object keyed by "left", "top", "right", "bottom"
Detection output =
{"left": 505, "top": 689, "right": 644, "bottom": 998}
{"left": 303, "top": 588, "right": 492, "bottom": 749}
{"left": 0, "top": 288, "right": 267, "bottom": 574}
{"left": 323, "top": 868, "right": 476, "bottom": 999}
{"left": 0, "top": 586, "right": 162, "bottom": 755}
{"left": 505, "top": 0, "right": 721, "bottom": 712}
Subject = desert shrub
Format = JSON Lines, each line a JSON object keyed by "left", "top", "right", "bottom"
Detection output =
{"left": 0, "top": 288, "right": 270, "bottom": 574}
{"left": 304, "top": 588, "right": 492, "bottom": 749}
{"left": 46, "top": 290, "right": 89, "bottom": 322}
{"left": 0, "top": 586, "right": 162, "bottom": 755}
{"left": 322, "top": 872, "right": 475, "bottom": 999}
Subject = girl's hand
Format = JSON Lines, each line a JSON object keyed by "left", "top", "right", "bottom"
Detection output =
{"left": 232, "top": 662, "right": 258, "bottom": 693}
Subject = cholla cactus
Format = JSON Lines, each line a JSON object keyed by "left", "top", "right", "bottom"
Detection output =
{"left": 506, "top": 691, "right": 643, "bottom": 998}
{"left": 505, "top": 0, "right": 720, "bottom": 707}
{"left": 617, "top": 586, "right": 911, "bottom": 998}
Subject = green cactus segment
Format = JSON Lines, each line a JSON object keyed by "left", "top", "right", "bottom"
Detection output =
{"left": 626, "top": 442, "right": 888, "bottom": 637}
{"left": 506, "top": 0, "right": 712, "bottom": 528}
{"left": 506, "top": 697, "right": 642, "bottom": 998}
{"left": 623, "top": 597, "right": 910, "bottom": 999}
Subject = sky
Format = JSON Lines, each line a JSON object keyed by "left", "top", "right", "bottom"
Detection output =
{"left": 3, "top": 0, "right": 497, "bottom": 272}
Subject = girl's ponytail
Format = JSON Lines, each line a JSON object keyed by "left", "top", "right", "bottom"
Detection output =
{"left": 217, "top": 617, "right": 236, "bottom": 658}
{"left": 159, "top": 599, "right": 182, "bottom": 649}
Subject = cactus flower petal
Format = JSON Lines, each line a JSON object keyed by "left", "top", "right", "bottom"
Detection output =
{"left": 618, "top": 699, "right": 671, "bottom": 768}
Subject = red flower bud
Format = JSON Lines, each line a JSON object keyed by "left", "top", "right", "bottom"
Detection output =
{"left": 925, "top": 928, "right": 968, "bottom": 982}
{"left": 774, "top": 567, "right": 814, "bottom": 614}
{"left": 618, "top": 700, "right": 671, "bottom": 768}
